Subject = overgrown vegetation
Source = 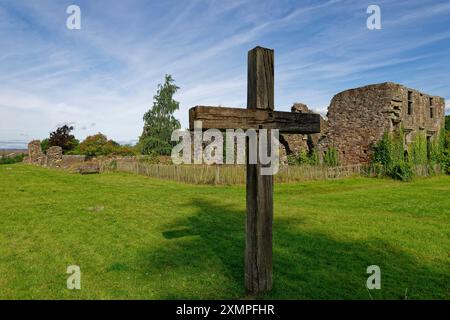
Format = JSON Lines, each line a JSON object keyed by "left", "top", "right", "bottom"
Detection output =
{"left": 372, "top": 127, "right": 448, "bottom": 181}
{"left": 72, "top": 133, "right": 137, "bottom": 157}
{"left": 287, "top": 147, "right": 339, "bottom": 167}
{"left": 323, "top": 147, "right": 340, "bottom": 167}
{"left": 0, "top": 154, "right": 24, "bottom": 165}
{"left": 139, "top": 74, "right": 181, "bottom": 156}
{"left": 287, "top": 149, "right": 318, "bottom": 166}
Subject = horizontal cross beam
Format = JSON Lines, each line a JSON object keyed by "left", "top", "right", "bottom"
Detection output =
{"left": 189, "top": 106, "right": 323, "bottom": 134}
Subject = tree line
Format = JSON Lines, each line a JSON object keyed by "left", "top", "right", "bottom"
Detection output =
{"left": 41, "top": 74, "right": 180, "bottom": 157}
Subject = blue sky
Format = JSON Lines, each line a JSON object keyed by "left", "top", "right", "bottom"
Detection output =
{"left": 0, "top": 0, "right": 449, "bottom": 148}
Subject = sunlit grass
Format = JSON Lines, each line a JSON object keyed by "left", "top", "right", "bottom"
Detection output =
{"left": 0, "top": 164, "right": 448, "bottom": 299}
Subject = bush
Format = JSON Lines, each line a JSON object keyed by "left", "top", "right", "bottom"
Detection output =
{"left": 390, "top": 162, "right": 413, "bottom": 181}
{"left": 41, "top": 139, "right": 50, "bottom": 153}
{"left": 408, "top": 131, "right": 428, "bottom": 166}
{"left": 372, "top": 129, "right": 412, "bottom": 181}
{"left": 0, "top": 154, "right": 25, "bottom": 165}
{"left": 372, "top": 127, "right": 448, "bottom": 180}
{"left": 77, "top": 133, "right": 137, "bottom": 157}
{"left": 442, "top": 150, "right": 450, "bottom": 174}
{"left": 287, "top": 149, "right": 318, "bottom": 166}
{"left": 138, "top": 153, "right": 161, "bottom": 164}
{"left": 323, "top": 147, "right": 340, "bottom": 167}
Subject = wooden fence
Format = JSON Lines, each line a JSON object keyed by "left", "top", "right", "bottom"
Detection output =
{"left": 101, "top": 159, "right": 424, "bottom": 185}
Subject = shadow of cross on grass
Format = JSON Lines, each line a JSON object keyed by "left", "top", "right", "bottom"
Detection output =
{"left": 142, "top": 198, "right": 448, "bottom": 300}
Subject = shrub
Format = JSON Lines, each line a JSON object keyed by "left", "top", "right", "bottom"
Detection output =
{"left": 408, "top": 131, "right": 428, "bottom": 166}
{"left": 442, "top": 150, "right": 450, "bottom": 174}
{"left": 41, "top": 139, "right": 50, "bottom": 153}
{"left": 287, "top": 148, "right": 320, "bottom": 166}
{"left": 139, "top": 152, "right": 161, "bottom": 164}
{"left": 372, "top": 129, "right": 412, "bottom": 181}
{"left": 77, "top": 133, "right": 138, "bottom": 157}
{"left": 372, "top": 132, "right": 392, "bottom": 167}
{"left": 323, "top": 147, "right": 340, "bottom": 167}
{"left": 372, "top": 127, "right": 447, "bottom": 180}
{"left": 390, "top": 163, "right": 413, "bottom": 181}
{"left": 0, "top": 154, "right": 25, "bottom": 165}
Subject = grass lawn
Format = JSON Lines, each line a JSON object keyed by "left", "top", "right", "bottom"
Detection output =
{"left": 0, "top": 164, "right": 448, "bottom": 299}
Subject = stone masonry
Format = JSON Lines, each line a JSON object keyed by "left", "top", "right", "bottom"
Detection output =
{"left": 27, "top": 140, "right": 45, "bottom": 165}
{"left": 26, "top": 140, "right": 87, "bottom": 169}
{"left": 45, "top": 146, "right": 63, "bottom": 167}
{"left": 317, "top": 82, "right": 446, "bottom": 164}
{"left": 279, "top": 103, "right": 323, "bottom": 164}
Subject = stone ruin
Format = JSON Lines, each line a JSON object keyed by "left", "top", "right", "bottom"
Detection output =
{"left": 278, "top": 103, "right": 323, "bottom": 164}
{"left": 45, "top": 146, "right": 63, "bottom": 167}
{"left": 24, "top": 82, "right": 445, "bottom": 169}
{"left": 27, "top": 141, "right": 63, "bottom": 167}
{"left": 26, "top": 140, "right": 89, "bottom": 170}
{"left": 27, "top": 140, "right": 46, "bottom": 165}
{"left": 281, "top": 82, "right": 446, "bottom": 165}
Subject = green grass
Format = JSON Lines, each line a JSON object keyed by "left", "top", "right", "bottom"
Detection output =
{"left": 0, "top": 164, "right": 449, "bottom": 300}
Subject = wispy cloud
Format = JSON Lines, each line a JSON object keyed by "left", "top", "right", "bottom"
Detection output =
{"left": 0, "top": 0, "right": 449, "bottom": 147}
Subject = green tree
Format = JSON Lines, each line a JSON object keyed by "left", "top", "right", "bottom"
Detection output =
{"left": 48, "top": 125, "right": 79, "bottom": 153}
{"left": 78, "top": 133, "right": 136, "bottom": 156}
{"left": 139, "top": 74, "right": 181, "bottom": 155}
{"left": 41, "top": 138, "right": 50, "bottom": 153}
{"left": 445, "top": 115, "right": 449, "bottom": 131}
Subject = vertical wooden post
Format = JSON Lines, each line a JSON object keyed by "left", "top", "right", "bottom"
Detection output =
{"left": 245, "top": 46, "right": 274, "bottom": 294}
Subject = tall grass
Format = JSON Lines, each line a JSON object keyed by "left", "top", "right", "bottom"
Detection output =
{"left": 99, "top": 158, "right": 441, "bottom": 185}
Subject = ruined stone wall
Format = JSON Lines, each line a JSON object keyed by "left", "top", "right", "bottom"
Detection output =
{"left": 279, "top": 103, "right": 322, "bottom": 164}
{"left": 60, "top": 155, "right": 87, "bottom": 168}
{"left": 27, "top": 140, "right": 45, "bottom": 165}
{"left": 46, "top": 146, "right": 63, "bottom": 167}
{"left": 26, "top": 140, "right": 87, "bottom": 168}
{"left": 318, "top": 82, "right": 446, "bottom": 165}
{"left": 390, "top": 84, "right": 445, "bottom": 144}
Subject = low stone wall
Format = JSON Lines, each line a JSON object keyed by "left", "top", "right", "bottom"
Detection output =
{"left": 46, "top": 146, "right": 63, "bottom": 167}
{"left": 61, "top": 155, "right": 88, "bottom": 168}
{"left": 25, "top": 140, "right": 88, "bottom": 170}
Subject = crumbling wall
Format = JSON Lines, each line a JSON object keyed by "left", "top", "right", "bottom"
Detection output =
{"left": 46, "top": 146, "right": 63, "bottom": 167}
{"left": 26, "top": 140, "right": 87, "bottom": 168}
{"left": 279, "top": 103, "right": 323, "bottom": 164}
{"left": 318, "top": 82, "right": 446, "bottom": 165}
{"left": 27, "top": 140, "right": 45, "bottom": 165}
{"left": 61, "top": 155, "right": 87, "bottom": 168}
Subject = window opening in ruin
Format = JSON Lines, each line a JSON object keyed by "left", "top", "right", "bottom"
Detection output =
{"left": 430, "top": 107, "right": 434, "bottom": 118}
{"left": 407, "top": 91, "right": 413, "bottom": 115}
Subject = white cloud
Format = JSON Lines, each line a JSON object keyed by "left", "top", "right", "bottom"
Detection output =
{"left": 1, "top": 0, "right": 449, "bottom": 147}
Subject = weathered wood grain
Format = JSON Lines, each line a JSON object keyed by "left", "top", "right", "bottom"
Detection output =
{"left": 187, "top": 46, "right": 323, "bottom": 295}
{"left": 245, "top": 46, "right": 274, "bottom": 294}
{"left": 247, "top": 46, "right": 274, "bottom": 111}
{"left": 189, "top": 106, "right": 322, "bottom": 133}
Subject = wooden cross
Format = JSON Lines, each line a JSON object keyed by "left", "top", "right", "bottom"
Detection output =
{"left": 189, "top": 46, "right": 322, "bottom": 294}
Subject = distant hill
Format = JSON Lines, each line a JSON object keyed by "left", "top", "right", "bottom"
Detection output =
{"left": 0, "top": 149, "right": 27, "bottom": 157}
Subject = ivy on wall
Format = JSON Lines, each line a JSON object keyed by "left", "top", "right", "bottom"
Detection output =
{"left": 372, "top": 127, "right": 448, "bottom": 180}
